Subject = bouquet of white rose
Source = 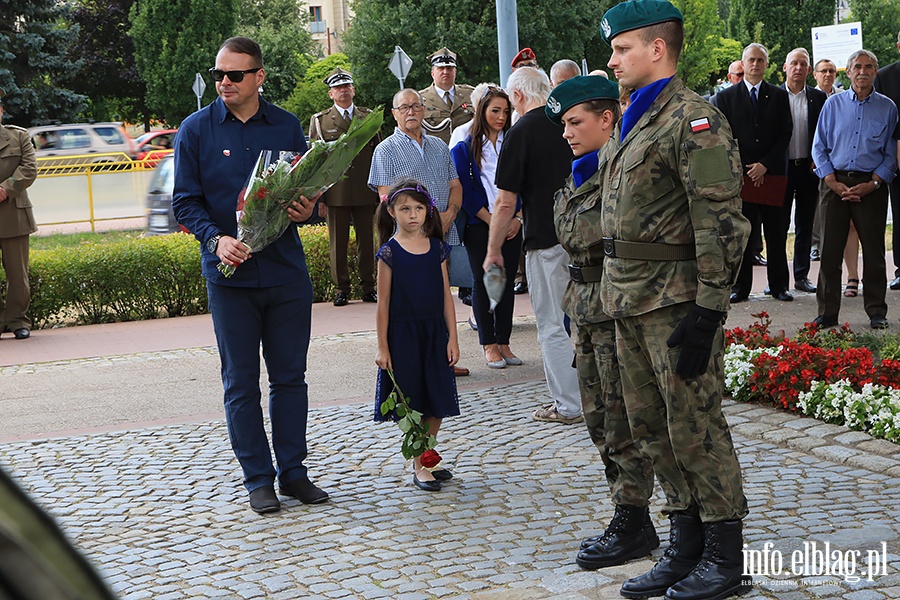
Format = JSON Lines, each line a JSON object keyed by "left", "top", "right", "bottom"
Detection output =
{"left": 218, "top": 108, "right": 384, "bottom": 277}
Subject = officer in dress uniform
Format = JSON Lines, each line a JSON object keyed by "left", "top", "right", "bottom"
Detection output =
{"left": 309, "top": 68, "right": 381, "bottom": 307}
{"left": 419, "top": 48, "right": 475, "bottom": 145}
{"left": 0, "top": 89, "right": 38, "bottom": 340}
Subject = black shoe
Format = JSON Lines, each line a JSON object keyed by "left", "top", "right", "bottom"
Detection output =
{"left": 280, "top": 477, "right": 329, "bottom": 504}
{"left": 413, "top": 472, "right": 441, "bottom": 491}
{"left": 581, "top": 509, "right": 659, "bottom": 550}
{"left": 870, "top": 314, "right": 889, "bottom": 329}
{"left": 752, "top": 253, "right": 767, "bottom": 266}
{"left": 891, "top": 277, "right": 900, "bottom": 291}
{"left": 333, "top": 292, "right": 349, "bottom": 307}
{"left": 620, "top": 513, "right": 704, "bottom": 599}
{"left": 729, "top": 293, "right": 747, "bottom": 304}
{"left": 432, "top": 468, "right": 453, "bottom": 481}
{"left": 248, "top": 485, "right": 281, "bottom": 514}
{"left": 794, "top": 278, "right": 816, "bottom": 293}
{"left": 362, "top": 291, "right": 377, "bottom": 303}
{"left": 576, "top": 505, "right": 658, "bottom": 570}
{"left": 513, "top": 281, "right": 528, "bottom": 294}
{"left": 460, "top": 293, "right": 472, "bottom": 306}
{"left": 12, "top": 328, "right": 30, "bottom": 340}
{"left": 810, "top": 248, "right": 820, "bottom": 261}
{"left": 773, "top": 290, "right": 793, "bottom": 302}
{"left": 664, "top": 520, "right": 753, "bottom": 600}
{"left": 812, "top": 315, "right": 838, "bottom": 328}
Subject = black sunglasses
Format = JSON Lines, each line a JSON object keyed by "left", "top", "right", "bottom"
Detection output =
{"left": 208, "top": 67, "right": 262, "bottom": 82}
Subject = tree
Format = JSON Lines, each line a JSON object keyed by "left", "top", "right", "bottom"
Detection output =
{"left": 236, "top": 0, "right": 317, "bottom": 106}
{"left": 0, "top": 0, "right": 87, "bottom": 127}
{"left": 284, "top": 53, "right": 352, "bottom": 129}
{"left": 727, "top": 0, "right": 835, "bottom": 82}
{"left": 850, "top": 0, "right": 900, "bottom": 70}
{"left": 129, "top": 0, "right": 237, "bottom": 127}
{"left": 344, "top": 0, "right": 614, "bottom": 112}
{"left": 673, "top": 0, "right": 721, "bottom": 91}
{"left": 65, "top": 0, "right": 151, "bottom": 127}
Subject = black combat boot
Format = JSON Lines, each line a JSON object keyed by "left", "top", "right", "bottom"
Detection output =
{"left": 581, "top": 509, "right": 659, "bottom": 550}
{"left": 576, "top": 505, "right": 657, "bottom": 570}
{"left": 620, "top": 512, "right": 704, "bottom": 598}
{"left": 664, "top": 519, "right": 752, "bottom": 600}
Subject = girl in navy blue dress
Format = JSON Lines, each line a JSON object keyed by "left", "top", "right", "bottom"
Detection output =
{"left": 374, "top": 179, "right": 460, "bottom": 491}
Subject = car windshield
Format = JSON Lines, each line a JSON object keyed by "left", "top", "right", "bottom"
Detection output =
{"left": 148, "top": 158, "right": 175, "bottom": 193}
{"left": 135, "top": 133, "right": 153, "bottom": 145}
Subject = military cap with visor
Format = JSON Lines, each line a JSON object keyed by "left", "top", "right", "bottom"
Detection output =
{"left": 429, "top": 47, "right": 458, "bottom": 67}
{"left": 545, "top": 75, "right": 621, "bottom": 125}
{"left": 324, "top": 67, "right": 354, "bottom": 87}
{"left": 600, "top": 0, "right": 684, "bottom": 45}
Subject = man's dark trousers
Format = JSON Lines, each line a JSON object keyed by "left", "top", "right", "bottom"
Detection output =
{"left": 891, "top": 175, "right": 900, "bottom": 281}
{"left": 782, "top": 158, "right": 818, "bottom": 282}
{"left": 734, "top": 201, "right": 789, "bottom": 297}
{"left": 817, "top": 171, "right": 889, "bottom": 319}
{"left": 207, "top": 277, "right": 313, "bottom": 493}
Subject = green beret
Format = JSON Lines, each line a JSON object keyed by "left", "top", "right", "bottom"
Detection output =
{"left": 600, "top": 0, "right": 684, "bottom": 45}
{"left": 545, "top": 76, "right": 620, "bottom": 125}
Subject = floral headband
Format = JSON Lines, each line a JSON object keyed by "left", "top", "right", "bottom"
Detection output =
{"left": 385, "top": 183, "right": 437, "bottom": 210}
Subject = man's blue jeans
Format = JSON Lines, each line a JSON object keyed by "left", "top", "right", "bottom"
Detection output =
{"left": 207, "top": 277, "right": 313, "bottom": 492}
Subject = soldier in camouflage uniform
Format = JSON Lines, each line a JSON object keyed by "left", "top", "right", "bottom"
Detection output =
{"left": 598, "top": 2, "right": 752, "bottom": 599}
{"left": 546, "top": 75, "right": 692, "bottom": 572}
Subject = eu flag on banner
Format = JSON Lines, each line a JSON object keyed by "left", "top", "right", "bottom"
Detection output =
{"left": 851, "top": 28, "right": 859, "bottom": 35}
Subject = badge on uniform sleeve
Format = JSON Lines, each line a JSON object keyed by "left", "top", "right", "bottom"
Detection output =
{"left": 690, "top": 118, "right": 710, "bottom": 133}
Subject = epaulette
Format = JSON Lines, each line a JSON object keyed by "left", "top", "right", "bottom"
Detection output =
{"left": 3, "top": 124, "right": 27, "bottom": 132}
{"left": 312, "top": 108, "right": 330, "bottom": 119}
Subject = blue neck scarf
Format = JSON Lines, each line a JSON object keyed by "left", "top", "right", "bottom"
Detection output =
{"left": 572, "top": 150, "right": 600, "bottom": 189}
{"left": 620, "top": 76, "right": 674, "bottom": 142}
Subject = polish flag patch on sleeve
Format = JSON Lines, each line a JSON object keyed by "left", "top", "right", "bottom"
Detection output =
{"left": 690, "top": 118, "right": 711, "bottom": 133}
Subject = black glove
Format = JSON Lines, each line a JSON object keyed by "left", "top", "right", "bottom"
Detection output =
{"left": 666, "top": 304, "right": 725, "bottom": 380}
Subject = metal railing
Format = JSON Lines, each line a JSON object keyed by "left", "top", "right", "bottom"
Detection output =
{"left": 33, "top": 153, "right": 162, "bottom": 232}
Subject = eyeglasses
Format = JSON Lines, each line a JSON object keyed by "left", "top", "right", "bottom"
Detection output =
{"left": 816, "top": 68, "right": 837, "bottom": 74}
{"left": 516, "top": 61, "right": 538, "bottom": 68}
{"left": 481, "top": 85, "right": 501, "bottom": 100}
{"left": 393, "top": 103, "right": 425, "bottom": 113}
{"left": 208, "top": 67, "right": 262, "bottom": 82}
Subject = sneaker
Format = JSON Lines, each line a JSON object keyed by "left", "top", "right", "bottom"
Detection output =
{"left": 532, "top": 404, "right": 583, "bottom": 424}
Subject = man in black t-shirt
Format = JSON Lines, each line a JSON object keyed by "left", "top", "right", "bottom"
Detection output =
{"left": 484, "top": 66, "right": 582, "bottom": 425}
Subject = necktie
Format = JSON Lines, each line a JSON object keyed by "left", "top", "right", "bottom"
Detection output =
{"left": 750, "top": 87, "right": 758, "bottom": 111}
{"left": 444, "top": 91, "right": 452, "bottom": 108}
{"left": 343, "top": 110, "right": 351, "bottom": 123}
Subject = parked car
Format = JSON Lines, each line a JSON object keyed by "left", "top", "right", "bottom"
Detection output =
{"left": 145, "top": 155, "right": 185, "bottom": 235}
{"left": 29, "top": 122, "right": 137, "bottom": 164}
{"left": 134, "top": 129, "right": 177, "bottom": 167}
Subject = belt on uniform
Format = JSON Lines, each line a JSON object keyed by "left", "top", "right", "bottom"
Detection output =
{"left": 834, "top": 169, "right": 872, "bottom": 179}
{"left": 568, "top": 264, "right": 603, "bottom": 283}
{"left": 602, "top": 237, "right": 695, "bottom": 260}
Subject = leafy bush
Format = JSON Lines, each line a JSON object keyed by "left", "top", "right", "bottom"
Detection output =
{"left": 0, "top": 226, "right": 370, "bottom": 328}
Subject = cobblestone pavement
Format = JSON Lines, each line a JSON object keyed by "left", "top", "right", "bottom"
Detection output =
{"left": 2, "top": 372, "right": 900, "bottom": 599}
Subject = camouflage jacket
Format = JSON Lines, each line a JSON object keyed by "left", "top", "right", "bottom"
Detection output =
{"left": 599, "top": 76, "right": 749, "bottom": 318}
{"left": 554, "top": 170, "right": 611, "bottom": 325}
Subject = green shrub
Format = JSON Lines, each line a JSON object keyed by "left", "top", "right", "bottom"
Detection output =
{"left": 0, "top": 226, "right": 373, "bottom": 329}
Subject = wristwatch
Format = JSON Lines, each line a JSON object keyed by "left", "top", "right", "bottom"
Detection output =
{"left": 871, "top": 179, "right": 881, "bottom": 190}
{"left": 206, "top": 234, "right": 223, "bottom": 254}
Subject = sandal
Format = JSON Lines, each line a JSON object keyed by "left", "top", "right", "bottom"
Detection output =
{"left": 844, "top": 278, "right": 859, "bottom": 297}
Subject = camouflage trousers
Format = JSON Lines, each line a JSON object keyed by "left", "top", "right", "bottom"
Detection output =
{"left": 614, "top": 302, "right": 749, "bottom": 522}
{"left": 574, "top": 319, "right": 655, "bottom": 507}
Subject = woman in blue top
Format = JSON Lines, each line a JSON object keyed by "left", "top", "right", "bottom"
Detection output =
{"left": 450, "top": 84, "right": 523, "bottom": 369}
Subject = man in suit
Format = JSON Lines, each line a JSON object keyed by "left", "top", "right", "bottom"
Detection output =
{"left": 713, "top": 42, "right": 793, "bottom": 302}
{"left": 419, "top": 48, "right": 475, "bottom": 145}
{"left": 0, "top": 90, "right": 38, "bottom": 340}
{"left": 310, "top": 68, "right": 380, "bottom": 307}
{"left": 781, "top": 48, "right": 827, "bottom": 294}
{"left": 873, "top": 31, "right": 900, "bottom": 291}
